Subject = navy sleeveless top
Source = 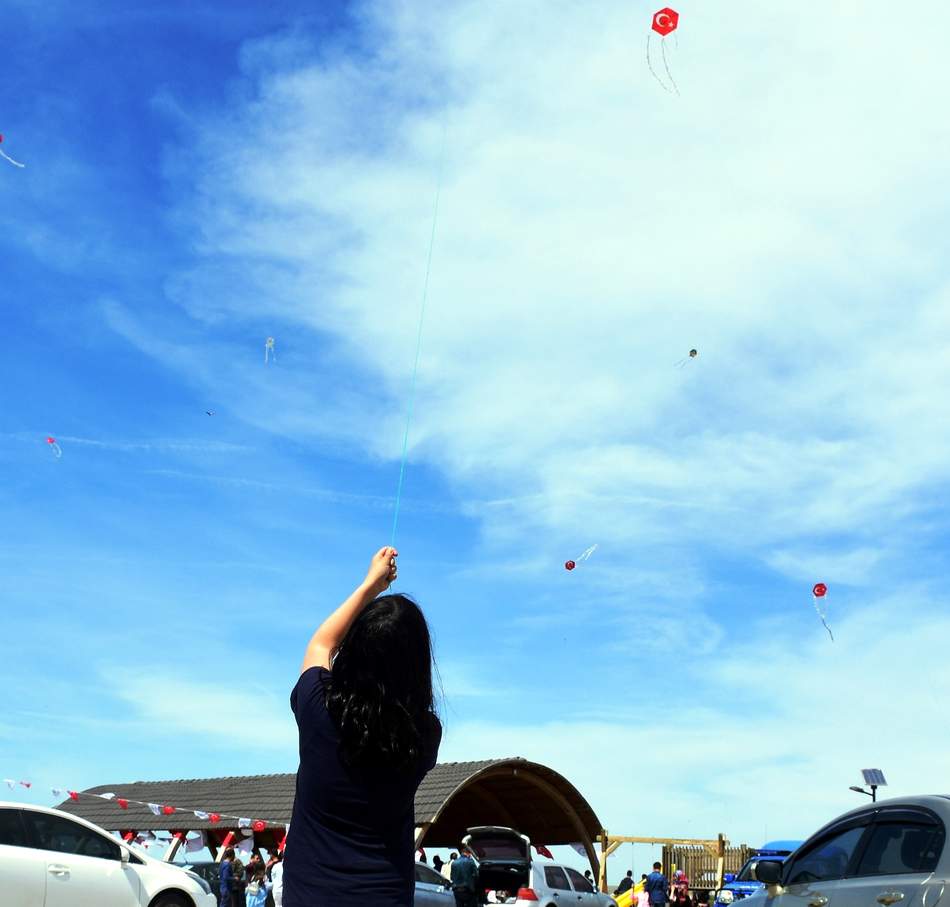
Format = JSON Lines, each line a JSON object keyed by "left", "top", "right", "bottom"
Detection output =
{"left": 283, "top": 666, "right": 441, "bottom": 907}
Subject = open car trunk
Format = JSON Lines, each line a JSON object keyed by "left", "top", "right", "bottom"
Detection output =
{"left": 463, "top": 826, "right": 532, "bottom": 893}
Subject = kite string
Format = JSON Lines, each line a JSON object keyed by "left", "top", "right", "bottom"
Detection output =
{"left": 646, "top": 34, "right": 674, "bottom": 95}
{"left": 389, "top": 121, "right": 448, "bottom": 548}
{"left": 0, "top": 148, "right": 25, "bottom": 168}
{"left": 661, "top": 36, "right": 680, "bottom": 96}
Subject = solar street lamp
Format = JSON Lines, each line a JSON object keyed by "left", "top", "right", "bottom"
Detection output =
{"left": 850, "top": 769, "right": 887, "bottom": 803}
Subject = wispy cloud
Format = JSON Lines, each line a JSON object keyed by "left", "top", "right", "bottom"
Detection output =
{"left": 102, "top": 670, "right": 298, "bottom": 752}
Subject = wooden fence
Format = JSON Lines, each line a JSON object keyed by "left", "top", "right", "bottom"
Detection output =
{"left": 663, "top": 844, "right": 753, "bottom": 895}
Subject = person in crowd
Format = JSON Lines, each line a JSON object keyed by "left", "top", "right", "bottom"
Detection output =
{"left": 584, "top": 870, "right": 595, "bottom": 888}
{"left": 671, "top": 870, "right": 691, "bottom": 907}
{"left": 283, "top": 547, "right": 442, "bottom": 907}
{"left": 645, "top": 862, "right": 669, "bottom": 907}
{"left": 232, "top": 852, "right": 246, "bottom": 907}
{"left": 246, "top": 866, "right": 269, "bottom": 907}
{"left": 615, "top": 870, "right": 635, "bottom": 896}
{"left": 264, "top": 854, "right": 278, "bottom": 907}
{"left": 450, "top": 844, "right": 479, "bottom": 907}
{"left": 442, "top": 852, "right": 458, "bottom": 880}
{"left": 219, "top": 847, "right": 236, "bottom": 907}
{"left": 271, "top": 853, "right": 284, "bottom": 907}
{"left": 433, "top": 855, "right": 444, "bottom": 874}
{"left": 637, "top": 875, "right": 651, "bottom": 907}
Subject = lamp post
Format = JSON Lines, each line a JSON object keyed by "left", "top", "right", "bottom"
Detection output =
{"left": 850, "top": 769, "right": 887, "bottom": 803}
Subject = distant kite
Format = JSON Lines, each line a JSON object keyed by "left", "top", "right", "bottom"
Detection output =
{"left": 0, "top": 134, "right": 25, "bottom": 168}
{"left": 647, "top": 8, "right": 680, "bottom": 96}
{"left": 46, "top": 437, "right": 62, "bottom": 459}
{"left": 565, "top": 544, "right": 598, "bottom": 572}
{"left": 812, "top": 582, "right": 833, "bottom": 641}
{"left": 675, "top": 348, "right": 698, "bottom": 368}
{"left": 205, "top": 410, "right": 215, "bottom": 416}
{"left": 265, "top": 336, "right": 276, "bottom": 364}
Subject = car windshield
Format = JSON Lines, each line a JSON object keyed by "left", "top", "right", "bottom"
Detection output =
{"left": 733, "top": 859, "right": 757, "bottom": 882}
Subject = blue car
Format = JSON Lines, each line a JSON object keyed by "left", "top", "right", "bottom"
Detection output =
{"left": 715, "top": 841, "right": 802, "bottom": 907}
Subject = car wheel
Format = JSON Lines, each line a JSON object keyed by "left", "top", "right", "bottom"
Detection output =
{"left": 149, "top": 893, "right": 192, "bottom": 907}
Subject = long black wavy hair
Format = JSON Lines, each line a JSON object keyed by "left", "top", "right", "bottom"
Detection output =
{"left": 325, "top": 593, "right": 439, "bottom": 774}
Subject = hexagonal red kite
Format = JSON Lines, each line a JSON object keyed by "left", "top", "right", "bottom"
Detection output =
{"left": 647, "top": 8, "right": 681, "bottom": 95}
{"left": 651, "top": 8, "right": 679, "bottom": 36}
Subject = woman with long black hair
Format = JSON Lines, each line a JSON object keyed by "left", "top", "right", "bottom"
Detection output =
{"left": 283, "top": 547, "right": 442, "bottom": 907}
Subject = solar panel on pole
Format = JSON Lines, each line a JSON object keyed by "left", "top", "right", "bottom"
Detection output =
{"left": 861, "top": 769, "right": 887, "bottom": 787}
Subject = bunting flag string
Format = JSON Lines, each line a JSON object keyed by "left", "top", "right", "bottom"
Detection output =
{"left": 5, "top": 775, "right": 288, "bottom": 832}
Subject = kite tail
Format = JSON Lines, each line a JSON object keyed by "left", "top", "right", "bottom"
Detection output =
{"left": 646, "top": 34, "right": 675, "bottom": 95}
{"left": 661, "top": 37, "right": 680, "bottom": 96}
{"left": 0, "top": 148, "right": 25, "bottom": 168}
{"left": 822, "top": 618, "right": 834, "bottom": 642}
{"left": 390, "top": 120, "right": 448, "bottom": 548}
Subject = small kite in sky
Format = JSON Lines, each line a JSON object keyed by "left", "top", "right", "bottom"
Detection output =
{"left": 46, "top": 437, "right": 62, "bottom": 459}
{"left": 565, "top": 544, "right": 598, "bottom": 571}
{"left": 265, "top": 336, "right": 276, "bottom": 364}
{"left": 205, "top": 410, "right": 215, "bottom": 416}
{"left": 0, "top": 134, "right": 25, "bottom": 168}
{"left": 675, "top": 348, "right": 698, "bottom": 368}
{"left": 647, "top": 8, "right": 680, "bottom": 96}
{"left": 812, "top": 582, "right": 833, "bottom": 641}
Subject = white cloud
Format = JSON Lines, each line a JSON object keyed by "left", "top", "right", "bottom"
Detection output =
{"left": 87, "top": 0, "right": 950, "bottom": 848}
{"left": 105, "top": 672, "right": 298, "bottom": 752}
{"left": 142, "top": 0, "right": 950, "bottom": 577}
{"left": 441, "top": 588, "right": 950, "bottom": 847}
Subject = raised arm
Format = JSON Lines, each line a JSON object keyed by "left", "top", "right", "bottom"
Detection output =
{"left": 300, "top": 547, "right": 398, "bottom": 674}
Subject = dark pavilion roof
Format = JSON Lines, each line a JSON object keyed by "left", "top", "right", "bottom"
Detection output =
{"left": 55, "top": 758, "right": 602, "bottom": 847}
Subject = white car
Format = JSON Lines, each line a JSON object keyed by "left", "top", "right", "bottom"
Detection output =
{"left": 1, "top": 800, "right": 216, "bottom": 907}
{"left": 750, "top": 795, "right": 949, "bottom": 907}
{"left": 463, "top": 826, "right": 618, "bottom": 907}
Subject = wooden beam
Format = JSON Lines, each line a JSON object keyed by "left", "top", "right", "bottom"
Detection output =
{"left": 607, "top": 836, "right": 727, "bottom": 847}
{"left": 163, "top": 831, "right": 187, "bottom": 863}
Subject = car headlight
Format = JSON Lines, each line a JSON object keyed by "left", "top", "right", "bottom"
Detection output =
{"left": 185, "top": 870, "right": 212, "bottom": 895}
{"left": 718, "top": 891, "right": 735, "bottom": 903}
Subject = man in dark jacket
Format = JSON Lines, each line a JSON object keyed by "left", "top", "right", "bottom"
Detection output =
{"left": 219, "top": 848, "right": 236, "bottom": 907}
{"left": 645, "top": 862, "right": 669, "bottom": 907}
{"left": 615, "top": 870, "right": 635, "bottom": 896}
{"left": 450, "top": 844, "right": 480, "bottom": 907}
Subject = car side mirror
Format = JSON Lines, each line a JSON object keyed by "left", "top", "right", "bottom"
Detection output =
{"left": 120, "top": 847, "right": 131, "bottom": 864}
{"left": 753, "top": 861, "right": 782, "bottom": 885}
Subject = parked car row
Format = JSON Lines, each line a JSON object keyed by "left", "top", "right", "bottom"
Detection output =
{"left": 7, "top": 796, "right": 949, "bottom": 907}
{"left": 1, "top": 800, "right": 215, "bottom": 907}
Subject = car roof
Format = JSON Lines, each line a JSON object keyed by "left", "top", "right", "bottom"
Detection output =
{"left": 756, "top": 841, "right": 803, "bottom": 852}
{"left": 0, "top": 801, "right": 161, "bottom": 864}
{"left": 805, "top": 796, "right": 950, "bottom": 840}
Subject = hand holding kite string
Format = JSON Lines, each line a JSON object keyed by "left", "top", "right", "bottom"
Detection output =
{"left": 364, "top": 546, "right": 398, "bottom": 596}
{"left": 812, "top": 582, "right": 834, "bottom": 641}
{"left": 0, "top": 134, "right": 25, "bottom": 168}
{"left": 647, "top": 8, "right": 680, "bottom": 96}
{"left": 565, "top": 544, "right": 598, "bottom": 571}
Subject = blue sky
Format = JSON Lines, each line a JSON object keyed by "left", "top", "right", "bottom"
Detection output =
{"left": 4, "top": 0, "right": 950, "bottom": 873}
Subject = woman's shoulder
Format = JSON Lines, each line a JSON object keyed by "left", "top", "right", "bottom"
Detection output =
{"left": 291, "top": 666, "right": 333, "bottom": 715}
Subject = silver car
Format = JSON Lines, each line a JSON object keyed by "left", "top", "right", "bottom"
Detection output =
{"left": 416, "top": 861, "right": 456, "bottom": 906}
{"left": 751, "top": 796, "right": 948, "bottom": 907}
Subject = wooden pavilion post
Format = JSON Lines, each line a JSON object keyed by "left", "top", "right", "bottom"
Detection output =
{"left": 715, "top": 834, "right": 726, "bottom": 890}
